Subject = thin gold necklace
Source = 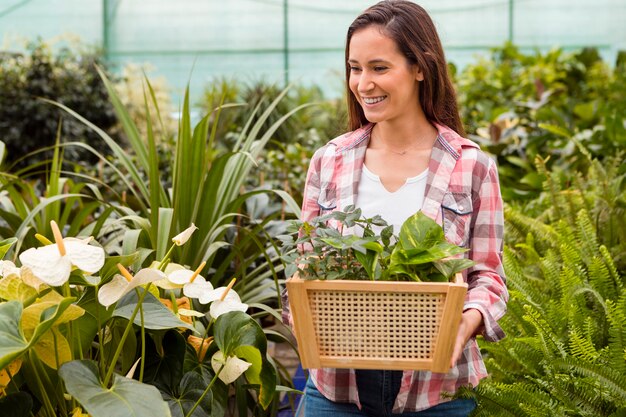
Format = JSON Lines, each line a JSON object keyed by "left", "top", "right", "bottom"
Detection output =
{"left": 372, "top": 130, "right": 412, "bottom": 155}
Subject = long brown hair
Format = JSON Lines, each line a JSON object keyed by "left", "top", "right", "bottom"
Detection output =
{"left": 345, "top": 0, "right": 464, "bottom": 135}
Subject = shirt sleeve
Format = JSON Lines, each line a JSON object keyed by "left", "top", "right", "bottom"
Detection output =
{"left": 464, "top": 156, "right": 509, "bottom": 342}
{"left": 281, "top": 146, "right": 325, "bottom": 327}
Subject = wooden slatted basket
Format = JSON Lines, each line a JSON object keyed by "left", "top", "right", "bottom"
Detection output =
{"left": 286, "top": 273, "right": 467, "bottom": 373}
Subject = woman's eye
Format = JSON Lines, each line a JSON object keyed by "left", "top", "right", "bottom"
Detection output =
{"left": 374, "top": 66, "right": 388, "bottom": 72}
{"left": 350, "top": 66, "right": 362, "bottom": 72}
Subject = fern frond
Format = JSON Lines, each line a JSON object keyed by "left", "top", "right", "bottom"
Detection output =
{"left": 504, "top": 246, "right": 547, "bottom": 307}
{"left": 472, "top": 381, "right": 532, "bottom": 417}
{"left": 504, "top": 206, "right": 557, "bottom": 251}
{"left": 555, "top": 221, "right": 585, "bottom": 267}
{"left": 600, "top": 245, "right": 623, "bottom": 292}
{"left": 569, "top": 326, "right": 600, "bottom": 362}
{"left": 575, "top": 209, "right": 600, "bottom": 263}
{"left": 538, "top": 250, "right": 562, "bottom": 290}
{"left": 605, "top": 296, "right": 626, "bottom": 374}
{"left": 523, "top": 304, "right": 567, "bottom": 358}
{"left": 552, "top": 357, "right": 626, "bottom": 405}
{"left": 473, "top": 381, "right": 558, "bottom": 417}
{"left": 588, "top": 253, "right": 617, "bottom": 300}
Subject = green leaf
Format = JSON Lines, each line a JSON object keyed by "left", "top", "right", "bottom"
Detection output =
{"left": 0, "top": 301, "right": 26, "bottom": 370}
{"left": 538, "top": 123, "right": 572, "bottom": 138}
{"left": 142, "top": 330, "right": 186, "bottom": 391}
{"left": 213, "top": 311, "right": 276, "bottom": 408}
{"left": 0, "top": 237, "right": 17, "bottom": 259}
{"left": 59, "top": 359, "right": 171, "bottom": 417}
{"left": 213, "top": 311, "right": 265, "bottom": 356}
{"left": 433, "top": 258, "right": 476, "bottom": 279}
{"left": 398, "top": 211, "right": 445, "bottom": 251}
{"left": 0, "top": 297, "right": 75, "bottom": 369}
{"left": 112, "top": 289, "right": 194, "bottom": 331}
{"left": 0, "top": 392, "right": 33, "bottom": 417}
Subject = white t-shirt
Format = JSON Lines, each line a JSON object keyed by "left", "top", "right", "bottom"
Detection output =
{"left": 355, "top": 164, "right": 428, "bottom": 234}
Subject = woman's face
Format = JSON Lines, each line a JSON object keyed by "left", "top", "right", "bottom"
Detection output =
{"left": 348, "top": 25, "right": 423, "bottom": 126}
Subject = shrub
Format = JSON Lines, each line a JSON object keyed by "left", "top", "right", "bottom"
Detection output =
{"left": 0, "top": 40, "right": 119, "bottom": 168}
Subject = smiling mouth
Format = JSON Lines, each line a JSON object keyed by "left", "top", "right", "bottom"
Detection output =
{"left": 362, "top": 96, "right": 387, "bottom": 105}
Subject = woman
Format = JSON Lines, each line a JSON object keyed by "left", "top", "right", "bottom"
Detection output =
{"left": 287, "top": 1, "right": 508, "bottom": 416}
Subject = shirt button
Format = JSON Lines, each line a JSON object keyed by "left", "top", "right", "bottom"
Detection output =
{"left": 459, "top": 206, "right": 464, "bottom": 211}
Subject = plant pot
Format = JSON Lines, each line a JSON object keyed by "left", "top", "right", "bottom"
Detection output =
{"left": 286, "top": 273, "right": 467, "bottom": 373}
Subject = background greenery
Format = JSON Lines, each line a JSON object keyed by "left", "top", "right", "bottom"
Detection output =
{"left": 0, "top": 39, "right": 624, "bottom": 416}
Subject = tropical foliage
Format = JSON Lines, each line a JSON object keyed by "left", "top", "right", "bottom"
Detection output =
{"left": 465, "top": 153, "right": 626, "bottom": 416}
{"left": 0, "top": 64, "right": 302, "bottom": 415}
{"left": 0, "top": 40, "right": 119, "bottom": 168}
{"left": 455, "top": 43, "right": 626, "bottom": 201}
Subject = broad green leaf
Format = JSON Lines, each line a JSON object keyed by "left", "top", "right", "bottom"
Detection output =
{"left": 162, "top": 371, "right": 227, "bottom": 417}
{"left": 21, "top": 292, "right": 85, "bottom": 333}
{"left": 213, "top": 311, "right": 266, "bottom": 356}
{"left": 398, "top": 211, "right": 445, "bottom": 251}
{"left": 433, "top": 258, "right": 476, "bottom": 279}
{"left": 354, "top": 249, "right": 379, "bottom": 280}
{"left": 213, "top": 312, "right": 275, "bottom": 408}
{"left": 141, "top": 330, "right": 186, "bottom": 391}
{"left": 112, "top": 289, "right": 194, "bottom": 331}
{"left": 60, "top": 359, "right": 171, "bottom": 417}
{"left": 32, "top": 327, "right": 72, "bottom": 369}
{"left": 0, "top": 391, "right": 33, "bottom": 417}
{"left": 0, "top": 302, "right": 25, "bottom": 368}
{"left": 0, "top": 297, "right": 75, "bottom": 369}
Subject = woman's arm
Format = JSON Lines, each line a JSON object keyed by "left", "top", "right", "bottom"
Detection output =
{"left": 451, "top": 155, "right": 508, "bottom": 364}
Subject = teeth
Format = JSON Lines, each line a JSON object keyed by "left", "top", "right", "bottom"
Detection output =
{"left": 363, "top": 96, "right": 386, "bottom": 104}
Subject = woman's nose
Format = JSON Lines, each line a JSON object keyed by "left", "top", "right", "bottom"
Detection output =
{"left": 358, "top": 71, "right": 374, "bottom": 92}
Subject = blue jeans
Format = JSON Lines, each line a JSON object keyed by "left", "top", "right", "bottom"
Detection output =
{"left": 302, "top": 375, "right": 476, "bottom": 417}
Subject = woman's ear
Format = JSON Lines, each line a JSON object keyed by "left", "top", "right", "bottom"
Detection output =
{"left": 414, "top": 66, "right": 424, "bottom": 82}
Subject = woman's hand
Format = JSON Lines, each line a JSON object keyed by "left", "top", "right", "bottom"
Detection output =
{"left": 450, "top": 308, "right": 483, "bottom": 367}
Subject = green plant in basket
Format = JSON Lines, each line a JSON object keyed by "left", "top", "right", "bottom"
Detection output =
{"left": 281, "top": 206, "right": 474, "bottom": 282}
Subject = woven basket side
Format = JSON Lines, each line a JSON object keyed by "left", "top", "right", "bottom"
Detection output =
{"left": 309, "top": 290, "right": 445, "bottom": 360}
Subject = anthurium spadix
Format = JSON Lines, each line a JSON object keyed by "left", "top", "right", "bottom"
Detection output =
{"left": 98, "top": 264, "right": 166, "bottom": 308}
{"left": 203, "top": 278, "right": 248, "bottom": 319}
{"left": 18, "top": 221, "right": 105, "bottom": 287}
{"left": 166, "top": 261, "right": 215, "bottom": 299}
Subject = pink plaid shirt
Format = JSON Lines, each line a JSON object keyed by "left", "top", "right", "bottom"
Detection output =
{"left": 285, "top": 123, "right": 508, "bottom": 413}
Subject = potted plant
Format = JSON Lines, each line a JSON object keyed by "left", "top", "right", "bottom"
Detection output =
{"left": 280, "top": 207, "right": 474, "bottom": 373}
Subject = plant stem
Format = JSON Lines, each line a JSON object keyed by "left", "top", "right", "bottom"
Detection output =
{"left": 102, "top": 284, "right": 151, "bottom": 387}
{"left": 184, "top": 364, "right": 224, "bottom": 417}
{"left": 159, "top": 244, "right": 177, "bottom": 271}
{"left": 138, "top": 293, "right": 146, "bottom": 382}
{"left": 28, "top": 352, "right": 56, "bottom": 417}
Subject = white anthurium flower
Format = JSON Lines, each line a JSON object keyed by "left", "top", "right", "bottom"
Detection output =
{"left": 0, "top": 260, "right": 20, "bottom": 278}
{"left": 198, "top": 278, "right": 249, "bottom": 319}
{"left": 152, "top": 262, "right": 186, "bottom": 290}
{"left": 172, "top": 224, "right": 198, "bottom": 246}
{"left": 211, "top": 351, "right": 251, "bottom": 384}
{"left": 166, "top": 261, "right": 216, "bottom": 299}
{"left": 209, "top": 293, "right": 249, "bottom": 319}
{"left": 97, "top": 265, "right": 166, "bottom": 308}
{"left": 18, "top": 221, "right": 105, "bottom": 287}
